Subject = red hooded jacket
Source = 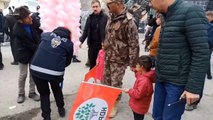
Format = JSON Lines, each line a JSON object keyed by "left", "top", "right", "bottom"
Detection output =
{"left": 128, "top": 70, "right": 155, "bottom": 114}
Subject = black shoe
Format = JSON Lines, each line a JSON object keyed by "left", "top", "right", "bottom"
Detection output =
{"left": 72, "top": 55, "right": 81, "bottom": 63}
{"left": 29, "top": 92, "right": 40, "bottom": 101}
{"left": 43, "top": 116, "right": 51, "bottom": 120}
{"left": 207, "top": 75, "right": 212, "bottom": 80}
{"left": 58, "top": 107, "right": 65, "bottom": 117}
{"left": 73, "top": 58, "right": 81, "bottom": 62}
{"left": 85, "top": 61, "right": 90, "bottom": 67}
{"left": 0, "top": 64, "right": 4, "bottom": 70}
{"left": 11, "top": 62, "right": 18, "bottom": 65}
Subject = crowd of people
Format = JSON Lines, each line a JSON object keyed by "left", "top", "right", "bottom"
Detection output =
{"left": 0, "top": 0, "right": 213, "bottom": 120}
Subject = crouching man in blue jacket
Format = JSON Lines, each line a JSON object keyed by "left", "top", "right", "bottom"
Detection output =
{"left": 30, "top": 27, "right": 73, "bottom": 120}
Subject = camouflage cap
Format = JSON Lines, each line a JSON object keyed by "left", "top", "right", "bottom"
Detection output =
{"left": 111, "top": 0, "right": 124, "bottom": 3}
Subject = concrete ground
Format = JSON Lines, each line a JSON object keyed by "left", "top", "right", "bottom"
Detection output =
{"left": 0, "top": 34, "right": 213, "bottom": 120}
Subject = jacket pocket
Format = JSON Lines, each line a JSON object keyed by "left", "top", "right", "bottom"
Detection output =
{"left": 114, "top": 40, "right": 128, "bottom": 60}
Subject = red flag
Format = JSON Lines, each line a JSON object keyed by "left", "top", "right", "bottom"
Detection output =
{"left": 84, "top": 66, "right": 97, "bottom": 83}
{"left": 69, "top": 82, "right": 122, "bottom": 120}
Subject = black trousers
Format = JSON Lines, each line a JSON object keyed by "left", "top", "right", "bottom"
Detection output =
{"left": 0, "top": 44, "right": 3, "bottom": 66}
{"left": 207, "top": 50, "right": 212, "bottom": 77}
{"left": 88, "top": 44, "right": 101, "bottom": 70}
{"left": 133, "top": 111, "right": 144, "bottom": 120}
{"left": 32, "top": 75, "right": 64, "bottom": 119}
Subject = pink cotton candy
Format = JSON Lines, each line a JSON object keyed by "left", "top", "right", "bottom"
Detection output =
{"left": 38, "top": 0, "right": 81, "bottom": 53}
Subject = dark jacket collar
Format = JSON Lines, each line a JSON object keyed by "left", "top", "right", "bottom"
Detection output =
{"left": 163, "top": 0, "right": 183, "bottom": 17}
{"left": 90, "top": 10, "right": 104, "bottom": 17}
{"left": 169, "top": 0, "right": 183, "bottom": 12}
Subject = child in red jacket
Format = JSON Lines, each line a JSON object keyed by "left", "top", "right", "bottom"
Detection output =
{"left": 124, "top": 55, "right": 155, "bottom": 120}
{"left": 96, "top": 43, "right": 105, "bottom": 83}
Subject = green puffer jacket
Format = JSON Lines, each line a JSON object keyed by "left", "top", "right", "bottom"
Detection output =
{"left": 156, "top": 0, "right": 210, "bottom": 94}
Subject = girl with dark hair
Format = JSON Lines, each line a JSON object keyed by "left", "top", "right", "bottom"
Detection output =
{"left": 124, "top": 55, "right": 155, "bottom": 120}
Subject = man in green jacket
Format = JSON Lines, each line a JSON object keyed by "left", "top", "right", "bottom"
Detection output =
{"left": 149, "top": 0, "right": 210, "bottom": 120}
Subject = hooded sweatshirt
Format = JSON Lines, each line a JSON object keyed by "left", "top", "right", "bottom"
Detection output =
{"left": 128, "top": 70, "right": 155, "bottom": 114}
{"left": 30, "top": 27, "right": 73, "bottom": 80}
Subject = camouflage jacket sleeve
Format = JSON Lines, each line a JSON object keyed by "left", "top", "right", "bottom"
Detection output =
{"left": 126, "top": 19, "right": 139, "bottom": 67}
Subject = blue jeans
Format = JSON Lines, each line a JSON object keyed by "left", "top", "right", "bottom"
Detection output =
{"left": 152, "top": 81, "right": 186, "bottom": 120}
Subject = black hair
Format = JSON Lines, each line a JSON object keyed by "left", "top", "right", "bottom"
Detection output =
{"left": 23, "top": 5, "right": 29, "bottom": 10}
{"left": 137, "top": 55, "right": 154, "bottom": 71}
{"left": 91, "top": 0, "right": 101, "bottom": 6}
{"left": 13, "top": 6, "right": 31, "bottom": 20}
{"left": 53, "top": 27, "right": 71, "bottom": 40}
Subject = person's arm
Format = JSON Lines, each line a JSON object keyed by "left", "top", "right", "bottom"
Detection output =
{"left": 3, "top": 17, "right": 10, "bottom": 35}
{"left": 66, "top": 41, "right": 74, "bottom": 67}
{"left": 127, "top": 20, "right": 139, "bottom": 67}
{"left": 184, "top": 6, "right": 209, "bottom": 94}
{"left": 79, "top": 17, "right": 90, "bottom": 44}
{"left": 181, "top": 5, "right": 210, "bottom": 104}
{"left": 31, "top": 13, "right": 41, "bottom": 29}
{"left": 128, "top": 79, "right": 148, "bottom": 99}
{"left": 149, "top": 26, "right": 161, "bottom": 49}
{"left": 96, "top": 51, "right": 100, "bottom": 65}
{"left": 100, "top": 14, "right": 109, "bottom": 42}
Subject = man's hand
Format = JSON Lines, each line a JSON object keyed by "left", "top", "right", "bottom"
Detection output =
{"left": 79, "top": 43, "right": 82, "bottom": 48}
{"left": 180, "top": 91, "right": 200, "bottom": 105}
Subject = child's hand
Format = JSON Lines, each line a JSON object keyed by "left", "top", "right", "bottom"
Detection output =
{"left": 123, "top": 88, "right": 130, "bottom": 93}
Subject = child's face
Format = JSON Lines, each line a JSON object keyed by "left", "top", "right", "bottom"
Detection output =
{"left": 136, "top": 64, "right": 143, "bottom": 72}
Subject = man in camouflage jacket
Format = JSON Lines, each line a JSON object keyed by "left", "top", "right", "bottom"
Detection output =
{"left": 104, "top": 0, "right": 139, "bottom": 117}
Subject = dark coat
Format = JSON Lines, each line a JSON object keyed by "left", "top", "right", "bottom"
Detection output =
{"left": 3, "top": 14, "right": 17, "bottom": 39}
{"left": 13, "top": 22, "right": 40, "bottom": 64}
{"left": 30, "top": 32, "right": 73, "bottom": 80}
{"left": 0, "top": 12, "right": 4, "bottom": 43}
{"left": 155, "top": 0, "right": 210, "bottom": 94}
{"left": 80, "top": 10, "right": 108, "bottom": 46}
{"left": 31, "top": 12, "right": 43, "bottom": 36}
